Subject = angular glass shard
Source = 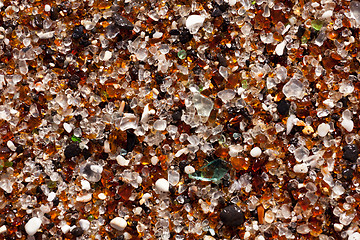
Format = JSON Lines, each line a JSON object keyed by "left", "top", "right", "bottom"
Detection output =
{"left": 282, "top": 78, "right": 305, "bottom": 99}
{"left": 189, "top": 159, "right": 229, "bottom": 182}
{"left": 192, "top": 93, "right": 214, "bottom": 117}
{"left": 350, "top": 1, "right": 360, "bottom": 24}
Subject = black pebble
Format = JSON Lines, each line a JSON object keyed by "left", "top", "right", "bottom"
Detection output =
{"left": 331, "top": 114, "right": 340, "bottom": 121}
{"left": 217, "top": 54, "right": 228, "bottom": 67}
{"left": 64, "top": 143, "right": 81, "bottom": 159}
{"left": 52, "top": 197, "right": 60, "bottom": 207}
{"left": 71, "top": 227, "right": 84, "bottom": 237}
{"left": 113, "top": 14, "right": 134, "bottom": 30}
{"left": 343, "top": 144, "right": 359, "bottom": 162}
{"left": 296, "top": 25, "right": 305, "bottom": 39}
{"left": 16, "top": 145, "right": 24, "bottom": 154}
{"left": 126, "top": 130, "right": 138, "bottom": 152}
{"left": 342, "top": 168, "right": 354, "bottom": 182}
{"left": 338, "top": 96, "right": 349, "bottom": 108}
{"left": 34, "top": 14, "right": 43, "bottom": 28}
{"left": 50, "top": 7, "right": 59, "bottom": 21}
{"left": 179, "top": 29, "right": 193, "bottom": 44}
{"left": 75, "top": 115, "right": 82, "bottom": 121}
{"left": 169, "top": 29, "right": 180, "bottom": 35}
{"left": 82, "top": 148, "right": 91, "bottom": 160}
{"left": 68, "top": 75, "right": 80, "bottom": 89}
{"left": 277, "top": 99, "right": 290, "bottom": 116}
{"left": 211, "top": 6, "right": 223, "bottom": 17}
{"left": 220, "top": 204, "right": 245, "bottom": 227}
{"left": 172, "top": 109, "right": 182, "bottom": 122}
{"left": 72, "top": 25, "right": 85, "bottom": 39}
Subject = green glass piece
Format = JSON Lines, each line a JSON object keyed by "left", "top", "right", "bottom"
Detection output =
{"left": 311, "top": 20, "right": 323, "bottom": 31}
{"left": 47, "top": 181, "right": 57, "bottom": 189}
{"left": 301, "top": 36, "right": 308, "bottom": 44}
{"left": 189, "top": 159, "right": 230, "bottom": 182}
{"left": 71, "top": 135, "right": 81, "bottom": 142}
{"left": 88, "top": 215, "right": 95, "bottom": 221}
{"left": 4, "top": 161, "right": 13, "bottom": 167}
{"left": 252, "top": 0, "right": 256, "bottom": 4}
{"left": 178, "top": 50, "right": 187, "bottom": 59}
{"left": 241, "top": 79, "right": 248, "bottom": 89}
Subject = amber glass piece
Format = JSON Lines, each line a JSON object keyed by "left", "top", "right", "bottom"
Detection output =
{"left": 231, "top": 157, "right": 249, "bottom": 171}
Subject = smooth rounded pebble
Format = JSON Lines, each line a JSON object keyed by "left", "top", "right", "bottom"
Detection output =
{"left": 79, "top": 219, "right": 90, "bottom": 231}
{"left": 184, "top": 165, "right": 195, "bottom": 174}
{"left": 155, "top": 178, "right": 170, "bottom": 192}
{"left": 25, "top": 217, "right": 42, "bottom": 236}
{"left": 317, "top": 123, "right": 330, "bottom": 137}
{"left": 250, "top": 147, "right": 262, "bottom": 157}
{"left": 110, "top": 217, "right": 127, "bottom": 231}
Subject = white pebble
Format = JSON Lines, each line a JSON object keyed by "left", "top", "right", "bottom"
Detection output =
{"left": 142, "top": 193, "right": 152, "bottom": 200}
{"left": 104, "top": 140, "right": 110, "bottom": 153}
{"left": 151, "top": 156, "right": 159, "bottom": 165}
{"left": 184, "top": 165, "right": 195, "bottom": 174}
{"left": 116, "top": 155, "right": 130, "bottom": 166}
{"left": 61, "top": 224, "right": 70, "bottom": 234}
{"left": 155, "top": 178, "right": 169, "bottom": 192}
{"left": 334, "top": 223, "right": 343, "bottom": 232}
{"left": 244, "top": 232, "right": 251, "bottom": 239}
{"left": 341, "top": 118, "right": 354, "bottom": 132}
{"left": 349, "top": 232, "right": 360, "bottom": 240}
{"left": 7, "top": 140, "right": 16, "bottom": 151}
{"left": 317, "top": 123, "right": 330, "bottom": 137}
{"left": 79, "top": 219, "right": 90, "bottom": 231}
{"left": 44, "top": 4, "right": 51, "bottom": 12}
{"left": 47, "top": 192, "right": 56, "bottom": 202}
{"left": 275, "top": 40, "right": 286, "bottom": 56}
{"left": 98, "top": 193, "right": 106, "bottom": 200}
{"left": 25, "top": 217, "right": 42, "bottom": 236}
{"left": 204, "top": 236, "right": 216, "bottom": 240}
{"left": 63, "top": 123, "right": 72, "bottom": 133}
{"left": 153, "top": 32, "right": 163, "bottom": 38}
{"left": 0, "top": 225, "right": 7, "bottom": 234}
{"left": 250, "top": 147, "right": 262, "bottom": 157}
{"left": 110, "top": 217, "right": 127, "bottom": 231}
{"left": 81, "top": 180, "right": 91, "bottom": 190}
{"left": 76, "top": 193, "right": 92, "bottom": 202}
{"left": 322, "top": 10, "right": 333, "bottom": 19}
{"left": 293, "top": 163, "right": 308, "bottom": 173}
{"left": 186, "top": 15, "right": 205, "bottom": 34}
{"left": 103, "top": 51, "right": 112, "bottom": 61}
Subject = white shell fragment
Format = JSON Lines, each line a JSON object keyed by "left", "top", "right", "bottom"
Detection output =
{"left": 186, "top": 15, "right": 205, "bottom": 34}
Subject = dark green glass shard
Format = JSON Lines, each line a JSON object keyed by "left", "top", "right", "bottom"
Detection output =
{"left": 189, "top": 159, "right": 230, "bottom": 182}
